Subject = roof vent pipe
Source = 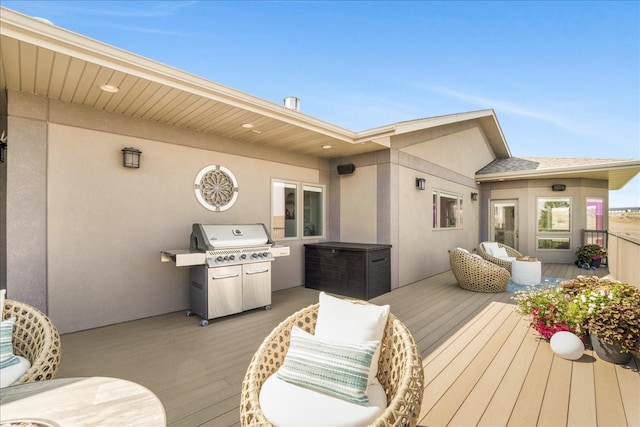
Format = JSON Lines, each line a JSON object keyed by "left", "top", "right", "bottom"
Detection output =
{"left": 284, "top": 96, "right": 300, "bottom": 111}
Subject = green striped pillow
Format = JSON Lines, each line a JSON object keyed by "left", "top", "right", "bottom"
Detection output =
{"left": 0, "top": 317, "right": 20, "bottom": 369}
{"left": 276, "top": 326, "right": 379, "bottom": 405}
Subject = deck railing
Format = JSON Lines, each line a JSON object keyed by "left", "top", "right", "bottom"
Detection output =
{"left": 607, "top": 231, "right": 640, "bottom": 287}
{"left": 582, "top": 229, "right": 609, "bottom": 265}
{"left": 582, "top": 229, "right": 608, "bottom": 248}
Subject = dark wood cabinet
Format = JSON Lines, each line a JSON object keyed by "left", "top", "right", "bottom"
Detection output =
{"left": 304, "top": 242, "right": 391, "bottom": 300}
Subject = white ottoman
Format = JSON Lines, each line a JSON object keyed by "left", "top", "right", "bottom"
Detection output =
{"left": 511, "top": 259, "right": 541, "bottom": 286}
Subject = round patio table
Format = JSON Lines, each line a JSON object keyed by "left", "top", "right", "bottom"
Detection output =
{"left": 511, "top": 259, "right": 542, "bottom": 286}
{"left": 0, "top": 376, "right": 166, "bottom": 426}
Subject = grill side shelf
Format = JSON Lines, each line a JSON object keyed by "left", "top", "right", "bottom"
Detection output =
{"left": 160, "top": 250, "right": 206, "bottom": 267}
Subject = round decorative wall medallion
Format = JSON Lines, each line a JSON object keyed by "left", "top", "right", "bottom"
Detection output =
{"left": 194, "top": 165, "right": 238, "bottom": 211}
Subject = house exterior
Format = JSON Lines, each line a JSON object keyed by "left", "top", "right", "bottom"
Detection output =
{"left": 2, "top": 8, "right": 639, "bottom": 334}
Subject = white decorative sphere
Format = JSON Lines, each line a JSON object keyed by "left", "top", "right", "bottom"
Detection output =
{"left": 550, "top": 331, "right": 584, "bottom": 360}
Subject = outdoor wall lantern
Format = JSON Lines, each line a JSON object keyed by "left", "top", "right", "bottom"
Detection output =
{"left": 416, "top": 177, "right": 426, "bottom": 190}
{"left": 471, "top": 192, "right": 479, "bottom": 201}
{"left": 551, "top": 184, "right": 566, "bottom": 192}
{"left": 0, "top": 133, "right": 6, "bottom": 164}
{"left": 122, "top": 147, "right": 142, "bottom": 168}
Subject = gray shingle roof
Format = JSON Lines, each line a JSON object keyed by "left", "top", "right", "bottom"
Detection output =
{"left": 476, "top": 157, "right": 636, "bottom": 175}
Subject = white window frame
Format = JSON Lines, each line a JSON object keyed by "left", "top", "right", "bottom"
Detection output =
{"left": 271, "top": 179, "right": 298, "bottom": 240}
{"left": 433, "top": 190, "right": 463, "bottom": 229}
{"left": 301, "top": 183, "right": 326, "bottom": 239}
{"left": 536, "top": 196, "right": 572, "bottom": 251}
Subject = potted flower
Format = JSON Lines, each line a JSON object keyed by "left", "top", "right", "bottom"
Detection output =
{"left": 514, "top": 276, "right": 640, "bottom": 364}
{"left": 586, "top": 282, "right": 640, "bottom": 363}
{"left": 574, "top": 244, "right": 607, "bottom": 268}
{"left": 513, "top": 286, "right": 579, "bottom": 339}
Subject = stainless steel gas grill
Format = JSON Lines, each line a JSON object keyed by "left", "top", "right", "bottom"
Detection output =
{"left": 162, "top": 223, "right": 289, "bottom": 326}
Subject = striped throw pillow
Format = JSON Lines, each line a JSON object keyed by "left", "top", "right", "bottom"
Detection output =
{"left": 0, "top": 317, "right": 20, "bottom": 369}
{"left": 276, "top": 326, "right": 379, "bottom": 405}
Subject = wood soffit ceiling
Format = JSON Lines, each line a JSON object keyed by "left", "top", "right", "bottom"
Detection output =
{"left": 0, "top": 9, "right": 386, "bottom": 159}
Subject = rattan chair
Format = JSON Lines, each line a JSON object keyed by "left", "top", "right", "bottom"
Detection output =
{"left": 477, "top": 241, "right": 523, "bottom": 273}
{"left": 240, "top": 302, "right": 424, "bottom": 427}
{"left": 2, "top": 299, "right": 61, "bottom": 384}
{"left": 449, "top": 248, "right": 510, "bottom": 293}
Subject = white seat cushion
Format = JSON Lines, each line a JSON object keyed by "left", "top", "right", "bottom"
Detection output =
{"left": 260, "top": 374, "right": 387, "bottom": 427}
{"left": 0, "top": 355, "right": 30, "bottom": 388}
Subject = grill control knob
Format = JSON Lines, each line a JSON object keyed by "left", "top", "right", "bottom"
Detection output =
{"left": 229, "top": 255, "right": 235, "bottom": 261}
{"left": 223, "top": 256, "right": 229, "bottom": 261}
{"left": 216, "top": 256, "right": 223, "bottom": 262}
{"left": 262, "top": 252, "right": 269, "bottom": 257}
{"left": 251, "top": 253, "right": 258, "bottom": 258}
{"left": 240, "top": 254, "right": 247, "bottom": 260}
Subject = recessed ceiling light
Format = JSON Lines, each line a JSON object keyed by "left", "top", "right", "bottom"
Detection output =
{"left": 322, "top": 145, "right": 332, "bottom": 149}
{"left": 100, "top": 84, "right": 119, "bottom": 93}
{"left": 241, "top": 123, "right": 254, "bottom": 129}
{"left": 250, "top": 129, "right": 262, "bottom": 134}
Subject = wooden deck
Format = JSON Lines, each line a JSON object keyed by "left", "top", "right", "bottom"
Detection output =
{"left": 57, "top": 264, "right": 639, "bottom": 426}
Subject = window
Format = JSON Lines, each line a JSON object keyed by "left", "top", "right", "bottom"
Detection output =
{"left": 537, "top": 237, "right": 571, "bottom": 250}
{"left": 303, "top": 184, "right": 324, "bottom": 237}
{"left": 433, "top": 190, "right": 463, "bottom": 229}
{"left": 536, "top": 197, "right": 571, "bottom": 251}
{"left": 271, "top": 180, "right": 297, "bottom": 238}
{"left": 271, "top": 180, "right": 325, "bottom": 240}
{"left": 586, "top": 198, "right": 605, "bottom": 230}
{"left": 537, "top": 197, "right": 571, "bottom": 232}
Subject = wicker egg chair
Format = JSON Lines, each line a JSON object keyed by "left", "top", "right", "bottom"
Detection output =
{"left": 2, "top": 299, "right": 62, "bottom": 384}
{"left": 449, "top": 248, "right": 510, "bottom": 293}
{"left": 477, "top": 241, "right": 523, "bottom": 273}
{"left": 240, "top": 302, "right": 424, "bottom": 427}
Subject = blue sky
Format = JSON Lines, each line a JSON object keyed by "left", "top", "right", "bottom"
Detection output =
{"left": 4, "top": 0, "right": 639, "bottom": 206}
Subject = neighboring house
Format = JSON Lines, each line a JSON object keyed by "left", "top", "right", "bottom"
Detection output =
{"left": 1, "top": 8, "right": 639, "bottom": 333}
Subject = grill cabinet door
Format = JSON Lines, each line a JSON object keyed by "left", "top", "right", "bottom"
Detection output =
{"left": 206, "top": 265, "right": 242, "bottom": 319}
{"left": 242, "top": 262, "right": 271, "bottom": 311}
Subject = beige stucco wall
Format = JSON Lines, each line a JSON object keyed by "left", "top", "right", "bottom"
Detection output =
{"left": 6, "top": 91, "right": 331, "bottom": 333}
{"left": 4, "top": 94, "right": 48, "bottom": 310}
{"left": 394, "top": 126, "right": 489, "bottom": 286}
{"left": 339, "top": 165, "right": 378, "bottom": 243}
{"left": 483, "top": 178, "right": 609, "bottom": 264}
{"left": 332, "top": 123, "right": 491, "bottom": 289}
{"left": 6, "top": 89, "right": 614, "bottom": 333}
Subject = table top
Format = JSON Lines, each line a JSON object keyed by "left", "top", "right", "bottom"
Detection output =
{"left": 0, "top": 376, "right": 166, "bottom": 426}
{"left": 304, "top": 241, "right": 392, "bottom": 251}
{"left": 513, "top": 258, "right": 541, "bottom": 265}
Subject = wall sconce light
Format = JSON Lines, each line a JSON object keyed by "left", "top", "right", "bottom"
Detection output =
{"left": 122, "top": 147, "right": 142, "bottom": 168}
{"left": 551, "top": 184, "right": 566, "bottom": 192}
{"left": 416, "top": 177, "right": 426, "bottom": 190}
{"left": 471, "top": 192, "right": 478, "bottom": 201}
{"left": 0, "top": 140, "right": 6, "bottom": 164}
{"left": 0, "top": 130, "right": 6, "bottom": 163}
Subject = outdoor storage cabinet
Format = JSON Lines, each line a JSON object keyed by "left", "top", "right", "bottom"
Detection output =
{"left": 304, "top": 242, "right": 391, "bottom": 300}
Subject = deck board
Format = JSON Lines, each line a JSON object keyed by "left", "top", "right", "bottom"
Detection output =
{"left": 53, "top": 264, "right": 638, "bottom": 426}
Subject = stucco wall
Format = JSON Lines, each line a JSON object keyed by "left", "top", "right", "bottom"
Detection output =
{"left": 484, "top": 178, "right": 609, "bottom": 264}
{"left": 5, "top": 95, "right": 48, "bottom": 311}
{"left": 339, "top": 164, "right": 378, "bottom": 243}
{"left": 395, "top": 127, "right": 487, "bottom": 286}
{"left": 332, "top": 123, "right": 489, "bottom": 289}
{"left": 6, "top": 91, "right": 331, "bottom": 333}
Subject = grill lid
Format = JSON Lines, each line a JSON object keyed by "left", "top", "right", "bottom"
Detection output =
{"left": 191, "top": 223, "right": 273, "bottom": 250}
